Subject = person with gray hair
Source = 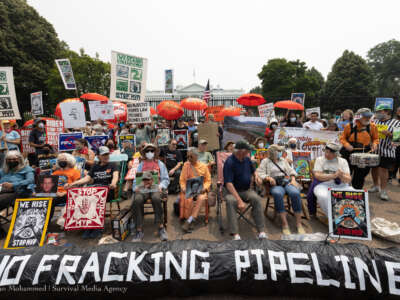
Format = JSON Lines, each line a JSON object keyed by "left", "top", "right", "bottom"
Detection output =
{"left": 256, "top": 144, "right": 304, "bottom": 235}
{"left": 0, "top": 151, "right": 35, "bottom": 238}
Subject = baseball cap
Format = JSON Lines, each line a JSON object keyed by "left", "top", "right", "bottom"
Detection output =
{"left": 356, "top": 108, "right": 373, "bottom": 118}
{"left": 98, "top": 146, "right": 110, "bottom": 155}
{"left": 199, "top": 139, "right": 208, "bottom": 144}
{"left": 325, "top": 142, "right": 341, "bottom": 153}
{"left": 235, "top": 140, "right": 253, "bottom": 151}
{"left": 142, "top": 171, "right": 153, "bottom": 180}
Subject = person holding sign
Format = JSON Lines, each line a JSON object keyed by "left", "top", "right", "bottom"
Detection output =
{"left": 29, "top": 119, "right": 46, "bottom": 156}
{"left": 72, "top": 138, "right": 95, "bottom": 170}
{"left": 303, "top": 112, "right": 323, "bottom": 130}
{"left": 369, "top": 104, "right": 400, "bottom": 201}
{"left": 0, "top": 120, "right": 20, "bottom": 151}
{"left": 340, "top": 108, "right": 379, "bottom": 189}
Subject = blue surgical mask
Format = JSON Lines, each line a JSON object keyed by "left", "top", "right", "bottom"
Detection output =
{"left": 277, "top": 152, "right": 282, "bottom": 159}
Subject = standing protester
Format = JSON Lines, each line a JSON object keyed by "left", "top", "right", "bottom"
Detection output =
{"left": 280, "top": 112, "right": 303, "bottom": 128}
{"left": 0, "top": 120, "right": 21, "bottom": 151}
{"left": 264, "top": 118, "right": 279, "bottom": 146}
{"left": 187, "top": 117, "right": 197, "bottom": 134}
{"left": 337, "top": 109, "right": 354, "bottom": 131}
{"left": 369, "top": 105, "right": 400, "bottom": 200}
{"left": 339, "top": 108, "right": 379, "bottom": 189}
{"left": 389, "top": 106, "right": 400, "bottom": 183}
{"left": 133, "top": 122, "right": 154, "bottom": 146}
{"left": 29, "top": 119, "right": 47, "bottom": 155}
{"left": 303, "top": 112, "right": 323, "bottom": 130}
{"left": 160, "top": 139, "right": 183, "bottom": 194}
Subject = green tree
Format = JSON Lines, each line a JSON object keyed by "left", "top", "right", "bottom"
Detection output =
{"left": 0, "top": 0, "right": 63, "bottom": 115}
{"left": 324, "top": 50, "right": 375, "bottom": 110}
{"left": 257, "top": 58, "right": 324, "bottom": 101}
{"left": 249, "top": 86, "right": 262, "bottom": 94}
{"left": 45, "top": 47, "right": 111, "bottom": 108}
{"left": 367, "top": 39, "right": 400, "bottom": 97}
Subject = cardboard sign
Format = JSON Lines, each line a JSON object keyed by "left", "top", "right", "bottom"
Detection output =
{"left": 375, "top": 97, "right": 393, "bottom": 111}
{"left": 89, "top": 101, "right": 115, "bottom": 121}
{"left": 85, "top": 135, "right": 108, "bottom": 153}
{"left": 198, "top": 122, "right": 219, "bottom": 151}
{"left": 173, "top": 130, "right": 188, "bottom": 150}
{"left": 21, "top": 129, "right": 35, "bottom": 154}
{"left": 185, "top": 176, "right": 204, "bottom": 199}
{"left": 118, "top": 134, "right": 136, "bottom": 149}
{"left": 258, "top": 103, "right": 275, "bottom": 121}
{"left": 4, "top": 198, "right": 52, "bottom": 249}
{"left": 156, "top": 128, "right": 170, "bottom": 146}
{"left": 291, "top": 93, "right": 305, "bottom": 106}
{"left": 45, "top": 120, "right": 64, "bottom": 150}
{"left": 65, "top": 186, "right": 108, "bottom": 230}
{"left": 60, "top": 101, "right": 86, "bottom": 128}
{"left": 165, "top": 69, "right": 173, "bottom": 94}
{"left": 0, "top": 67, "right": 21, "bottom": 119}
{"left": 58, "top": 132, "right": 84, "bottom": 151}
{"left": 127, "top": 102, "right": 151, "bottom": 123}
{"left": 55, "top": 58, "right": 76, "bottom": 90}
{"left": 306, "top": 107, "right": 321, "bottom": 118}
{"left": 31, "top": 91, "right": 43, "bottom": 116}
{"left": 292, "top": 151, "right": 311, "bottom": 180}
{"left": 36, "top": 175, "right": 59, "bottom": 197}
{"left": 328, "top": 189, "right": 371, "bottom": 240}
{"left": 110, "top": 51, "right": 148, "bottom": 102}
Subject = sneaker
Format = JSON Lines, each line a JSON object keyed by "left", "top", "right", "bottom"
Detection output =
{"left": 159, "top": 228, "right": 168, "bottom": 241}
{"left": 258, "top": 232, "right": 268, "bottom": 239}
{"left": 297, "top": 225, "right": 306, "bottom": 234}
{"left": 82, "top": 230, "right": 91, "bottom": 239}
{"left": 89, "top": 229, "right": 103, "bottom": 239}
{"left": 282, "top": 227, "right": 291, "bottom": 235}
{"left": 181, "top": 221, "right": 191, "bottom": 233}
{"left": 380, "top": 191, "right": 390, "bottom": 201}
{"left": 233, "top": 234, "right": 241, "bottom": 240}
{"left": 369, "top": 186, "right": 380, "bottom": 193}
{"left": 132, "top": 231, "right": 144, "bottom": 242}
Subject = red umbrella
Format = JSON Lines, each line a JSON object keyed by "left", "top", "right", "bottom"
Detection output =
{"left": 80, "top": 93, "right": 109, "bottom": 101}
{"left": 273, "top": 100, "right": 304, "bottom": 111}
{"left": 157, "top": 100, "right": 184, "bottom": 120}
{"left": 220, "top": 106, "right": 241, "bottom": 117}
{"left": 150, "top": 106, "right": 157, "bottom": 115}
{"left": 237, "top": 93, "right": 266, "bottom": 106}
{"left": 23, "top": 117, "right": 56, "bottom": 128}
{"left": 180, "top": 98, "right": 208, "bottom": 110}
{"left": 54, "top": 98, "right": 83, "bottom": 118}
{"left": 107, "top": 102, "right": 127, "bottom": 123}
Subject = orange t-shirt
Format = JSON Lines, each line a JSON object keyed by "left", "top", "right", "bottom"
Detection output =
{"left": 52, "top": 168, "right": 81, "bottom": 193}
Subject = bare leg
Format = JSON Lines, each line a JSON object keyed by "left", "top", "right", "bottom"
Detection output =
{"left": 295, "top": 212, "right": 302, "bottom": 228}
{"left": 279, "top": 212, "right": 289, "bottom": 228}
{"left": 380, "top": 167, "right": 389, "bottom": 190}
{"left": 371, "top": 167, "right": 379, "bottom": 186}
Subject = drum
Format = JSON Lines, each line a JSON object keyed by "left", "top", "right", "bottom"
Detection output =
{"left": 350, "top": 153, "right": 380, "bottom": 168}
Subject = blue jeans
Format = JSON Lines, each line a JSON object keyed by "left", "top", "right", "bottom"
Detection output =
{"left": 270, "top": 184, "right": 301, "bottom": 213}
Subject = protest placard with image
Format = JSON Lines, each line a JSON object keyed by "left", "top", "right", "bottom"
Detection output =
{"left": 36, "top": 175, "right": 59, "bottom": 197}
{"left": 119, "top": 134, "right": 136, "bottom": 149}
{"left": 185, "top": 176, "right": 204, "bottom": 199}
{"left": 58, "top": 132, "right": 83, "bottom": 151}
{"left": 0, "top": 67, "right": 21, "bottom": 120}
{"left": 55, "top": 59, "right": 76, "bottom": 90}
{"left": 31, "top": 91, "right": 43, "bottom": 116}
{"left": 173, "top": 130, "right": 189, "bottom": 150}
{"left": 292, "top": 151, "right": 311, "bottom": 180}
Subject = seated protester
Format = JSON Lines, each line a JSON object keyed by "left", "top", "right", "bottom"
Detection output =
{"left": 369, "top": 104, "right": 400, "bottom": 201}
{"left": 313, "top": 142, "right": 352, "bottom": 216}
{"left": 256, "top": 145, "right": 304, "bottom": 235}
{"left": 0, "top": 120, "right": 21, "bottom": 151}
{"left": 223, "top": 140, "right": 267, "bottom": 240}
{"left": 303, "top": 112, "right": 323, "bottom": 130}
{"left": 280, "top": 111, "right": 303, "bottom": 128}
{"left": 67, "top": 146, "right": 118, "bottom": 239}
{"left": 36, "top": 144, "right": 58, "bottom": 174}
{"left": 340, "top": 108, "right": 378, "bottom": 189}
{"left": 72, "top": 138, "right": 95, "bottom": 170}
{"left": 197, "top": 139, "right": 215, "bottom": 168}
{"left": 264, "top": 119, "right": 278, "bottom": 146}
{"left": 284, "top": 138, "right": 299, "bottom": 167}
{"left": 160, "top": 139, "right": 183, "bottom": 194}
{"left": 105, "top": 138, "right": 120, "bottom": 155}
{"left": 0, "top": 151, "right": 34, "bottom": 238}
{"left": 131, "top": 143, "right": 169, "bottom": 242}
{"left": 121, "top": 139, "right": 135, "bottom": 161}
{"left": 224, "top": 141, "right": 235, "bottom": 153}
{"left": 180, "top": 147, "right": 211, "bottom": 233}
{"left": 252, "top": 137, "right": 268, "bottom": 161}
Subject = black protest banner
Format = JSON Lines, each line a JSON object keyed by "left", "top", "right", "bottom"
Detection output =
{"left": 0, "top": 239, "right": 399, "bottom": 299}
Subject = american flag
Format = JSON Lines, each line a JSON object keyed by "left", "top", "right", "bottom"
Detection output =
{"left": 202, "top": 79, "right": 210, "bottom": 115}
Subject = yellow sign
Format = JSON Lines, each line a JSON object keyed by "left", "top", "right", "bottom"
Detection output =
{"left": 376, "top": 124, "right": 388, "bottom": 140}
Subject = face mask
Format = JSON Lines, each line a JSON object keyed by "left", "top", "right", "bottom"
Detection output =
{"left": 59, "top": 161, "right": 67, "bottom": 168}
{"left": 145, "top": 152, "right": 155, "bottom": 159}
{"left": 7, "top": 161, "right": 18, "bottom": 169}
{"left": 277, "top": 152, "right": 282, "bottom": 159}
{"left": 375, "top": 113, "right": 385, "bottom": 120}
{"left": 289, "top": 117, "right": 296, "bottom": 122}
{"left": 271, "top": 124, "right": 277, "bottom": 129}
{"left": 289, "top": 143, "right": 296, "bottom": 149}
{"left": 258, "top": 142, "right": 264, "bottom": 148}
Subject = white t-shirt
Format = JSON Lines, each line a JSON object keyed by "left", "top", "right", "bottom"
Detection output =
{"left": 303, "top": 121, "right": 323, "bottom": 130}
{"left": 313, "top": 156, "right": 350, "bottom": 178}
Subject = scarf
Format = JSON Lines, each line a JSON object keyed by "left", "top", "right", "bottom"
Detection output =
{"left": 79, "top": 147, "right": 89, "bottom": 155}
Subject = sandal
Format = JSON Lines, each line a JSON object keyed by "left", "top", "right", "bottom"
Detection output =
{"left": 282, "top": 227, "right": 291, "bottom": 235}
{"left": 297, "top": 225, "right": 306, "bottom": 234}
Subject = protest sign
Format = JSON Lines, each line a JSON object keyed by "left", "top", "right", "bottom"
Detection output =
{"left": 112, "top": 209, "right": 133, "bottom": 241}
{"left": 165, "top": 69, "right": 173, "bottom": 93}
{"left": 60, "top": 101, "right": 86, "bottom": 128}
{"left": 85, "top": 135, "right": 108, "bottom": 153}
{"left": 274, "top": 127, "right": 341, "bottom": 160}
{"left": 292, "top": 151, "right": 311, "bottom": 180}
{"left": 21, "top": 129, "right": 35, "bottom": 154}
{"left": 173, "top": 130, "right": 189, "bottom": 150}
{"left": 118, "top": 134, "right": 135, "bottom": 149}
{"left": 30, "top": 91, "right": 43, "bottom": 116}
{"left": 375, "top": 97, "right": 393, "bottom": 111}
{"left": 110, "top": 51, "right": 148, "bottom": 102}
{"left": 291, "top": 92, "right": 305, "bottom": 106}
{"left": 198, "top": 122, "right": 219, "bottom": 151}
{"left": 156, "top": 128, "right": 170, "bottom": 146}
{"left": 328, "top": 189, "right": 371, "bottom": 240}
{"left": 306, "top": 107, "right": 321, "bottom": 118}
{"left": 0, "top": 67, "right": 21, "bottom": 119}
{"left": 205, "top": 105, "right": 224, "bottom": 122}
{"left": 125, "top": 157, "right": 140, "bottom": 180}
{"left": 55, "top": 58, "right": 76, "bottom": 90}
{"left": 89, "top": 101, "right": 115, "bottom": 120}
{"left": 75, "top": 156, "right": 86, "bottom": 177}
{"left": 4, "top": 198, "right": 52, "bottom": 249}
{"left": 376, "top": 124, "right": 389, "bottom": 140}
{"left": 222, "top": 116, "right": 268, "bottom": 147}
{"left": 45, "top": 119, "right": 64, "bottom": 150}
{"left": 127, "top": 102, "right": 151, "bottom": 123}
{"left": 186, "top": 176, "right": 204, "bottom": 199}
{"left": 58, "top": 132, "right": 83, "bottom": 151}
{"left": 258, "top": 103, "right": 275, "bottom": 121}
{"left": 65, "top": 187, "right": 108, "bottom": 230}
{"left": 393, "top": 127, "right": 400, "bottom": 146}
{"left": 35, "top": 175, "right": 59, "bottom": 197}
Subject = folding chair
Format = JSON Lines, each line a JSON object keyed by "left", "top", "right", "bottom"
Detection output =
{"left": 216, "top": 151, "right": 258, "bottom": 234}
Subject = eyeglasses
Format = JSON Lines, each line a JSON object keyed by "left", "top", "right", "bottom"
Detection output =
{"left": 145, "top": 150, "right": 155, "bottom": 153}
{"left": 171, "top": 143, "right": 177, "bottom": 146}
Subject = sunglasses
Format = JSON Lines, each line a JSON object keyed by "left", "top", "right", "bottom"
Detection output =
{"left": 145, "top": 150, "right": 155, "bottom": 153}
